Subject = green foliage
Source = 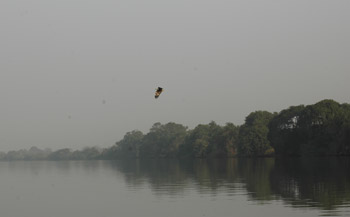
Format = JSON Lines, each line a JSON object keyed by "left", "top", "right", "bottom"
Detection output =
{"left": 222, "top": 123, "right": 240, "bottom": 156}
{"left": 238, "top": 111, "right": 275, "bottom": 156}
{"left": 268, "top": 105, "right": 306, "bottom": 155}
{"left": 115, "top": 130, "right": 144, "bottom": 158}
{"left": 140, "top": 122, "right": 188, "bottom": 158}
{"left": 180, "top": 123, "right": 211, "bottom": 158}
{"left": 179, "top": 121, "right": 239, "bottom": 158}
{"left": 269, "top": 99, "right": 350, "bottom": 156}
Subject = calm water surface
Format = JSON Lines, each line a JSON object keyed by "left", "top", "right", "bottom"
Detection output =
{"left": 0, "top": 158, "right": 349, "bottom": 217}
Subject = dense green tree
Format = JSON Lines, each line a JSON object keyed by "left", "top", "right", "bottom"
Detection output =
{"left": 238, "top": 111, "right": 275, "bottom": 156}
{"left": 179, "top": 121, "right": 239, "bottom": 158}
{"left": 206, "top": 121, "right": 225, "bottom": 157}
{"left": 179, "top": 123, "right": 211, "bottom": 158}
{"left": 115, "top": 130, "right": 144, "bottom": 158}
{"left": 268, "top": 105, "right": 306, "bottom": 155}
{"left": 299, "top": 100, "right": 350, "bottom": 155}
{"left": 269, "top": 100, "right": 350, "bottom": 156}
{"left": 221, "top": 123, "right": 240, "bottom": 157}
{"left": 140, "top": 122, "right": 187, "bottom": 158}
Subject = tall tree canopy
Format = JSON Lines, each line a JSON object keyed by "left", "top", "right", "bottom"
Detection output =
{"left": 238, "top": 111, "right": 276, "bottom": 156}
{"left": 140, "top": 122, "right": 188, "bottom": 158}
{"left": 269, "top": 100, "right": 350, "bottom": 156}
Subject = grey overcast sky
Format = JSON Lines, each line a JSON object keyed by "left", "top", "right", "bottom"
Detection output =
{"left": 1, "top": 0, "right": 349, "bottom": 151}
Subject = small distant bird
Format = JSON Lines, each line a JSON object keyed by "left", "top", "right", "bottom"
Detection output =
{"left": 155, "top": 87, "right": 163, "bottom": 99}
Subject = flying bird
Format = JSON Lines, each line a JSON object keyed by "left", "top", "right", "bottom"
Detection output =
{"left": 155, "top": 87, "right": 163, "bottom": 99}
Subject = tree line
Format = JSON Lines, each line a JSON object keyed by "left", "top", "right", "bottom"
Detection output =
{"left": 1, "top": 99, "right": 349, "bottom": 160}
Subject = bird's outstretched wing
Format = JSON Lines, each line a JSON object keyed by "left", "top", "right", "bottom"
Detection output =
{"left": 155, "top": 87, "right": 163, "bottom": 99}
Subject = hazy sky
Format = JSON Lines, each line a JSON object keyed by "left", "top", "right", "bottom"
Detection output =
{"left": 1, "top": 0, "right": 349, "bottom": 151}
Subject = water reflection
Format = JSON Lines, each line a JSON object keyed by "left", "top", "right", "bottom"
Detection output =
{"left": 106, "top": 159, "right": 242, "bottom": 196}
{"left": 270, "top": 157, "right": 350, "bottom": 210}
{"left": 107, "top": 157, "right": 350, "bottom": 212}
{"left": 2, "top": 157, "right": 349, "bottom": 215}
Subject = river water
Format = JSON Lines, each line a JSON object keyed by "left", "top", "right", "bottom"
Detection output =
{"left": 0, "top": 157, "right": 349, "bottom": 217}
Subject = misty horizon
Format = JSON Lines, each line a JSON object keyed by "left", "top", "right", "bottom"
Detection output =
{"left": 1, "top": 0, "right": 349, "bottom": 152}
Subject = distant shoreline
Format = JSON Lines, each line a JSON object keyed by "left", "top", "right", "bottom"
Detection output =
{"left": 1, "top": 99, "right": 349, "bottom": 161}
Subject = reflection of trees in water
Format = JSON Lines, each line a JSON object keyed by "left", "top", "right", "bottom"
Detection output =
{"left": 107, "top": 159, "right": 240, "bottom": 196}
{"left": 270, "top": 157, "right": 350, "bottom": 210}
{"left": 110, "top": 157, "right": 350, "bottom": 211}
{"left": 181, "top": 159, "right": 240, "bottom": 194}
{"left": 10, "top": 158, "right": 349, "bottom": 211}
{"left": 237, "top": 158, "right": 276, "bottom": 201}
{"left": 6, "top": 158, "right": 349, "bottom": 211}
{"left": 106, "top": 159, "right": 190, "bottom": 195}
